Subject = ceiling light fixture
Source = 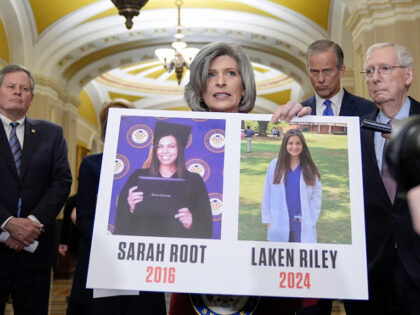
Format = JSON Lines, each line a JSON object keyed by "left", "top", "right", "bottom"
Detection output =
{"left": 111, "top": 0, "right": 149, "bottom": 29}
{"left": 155, "top": 0, "right": 199, "bottom": 85}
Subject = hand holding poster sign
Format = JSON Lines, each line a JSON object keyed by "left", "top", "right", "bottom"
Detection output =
{"left": 87, "top": 109, "right": 368, "bottom": 301}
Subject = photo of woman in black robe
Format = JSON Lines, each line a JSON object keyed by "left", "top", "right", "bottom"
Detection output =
{"left": 113, "top": 121, "right": 213, "bottom": 239}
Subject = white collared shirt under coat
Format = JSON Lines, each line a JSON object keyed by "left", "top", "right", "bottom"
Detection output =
{"left": 261, "top": 158, "right": 322, "bottom": 243}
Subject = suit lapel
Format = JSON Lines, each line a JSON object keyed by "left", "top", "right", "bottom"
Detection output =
{"left": 392, "top": 98, "right": 420, "bottom": 207}
{"left": 339, "top": 89, "right": 353, "bottom": 116}
{"left": 0, "top": 121, "right": 20, "bottom": 178}
{"left": 21, "top": 118, "right": 38, "bottom": 178}
{"left": 362, "top": 111, "right": 393, "bottom": 208}
{"left": 409, "top": 97, "right": 420, "bottom": 115}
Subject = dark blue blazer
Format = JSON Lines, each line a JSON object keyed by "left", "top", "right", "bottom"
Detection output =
{"left": 301, "top": 89, "right": 376, "bottom": 117}
{"left": 0, "top": 118, "right": 72, "bottom": 268}
{"left": 354, "top": 97, "right": 420, "bottom": 312}
{"left": 73, "top": 153, "right": 102, "bottom": 291}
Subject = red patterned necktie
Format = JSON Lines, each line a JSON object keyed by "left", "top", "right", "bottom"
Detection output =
{"left": 381, "top": 119, "right": 397, "bottom": 203}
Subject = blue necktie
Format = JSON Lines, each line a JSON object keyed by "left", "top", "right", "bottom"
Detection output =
{"left": 322, "top": 99, "right": 334, "bottom": 116}
{"left": 9, "top": 122, "right": 22, "bottom": 217}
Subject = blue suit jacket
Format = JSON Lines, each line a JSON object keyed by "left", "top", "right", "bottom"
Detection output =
{"left": 0, "top": 118, "right": 72, "bottom": 269}
{"left": 301, "top": 89, "right": 376, "bottom": 117}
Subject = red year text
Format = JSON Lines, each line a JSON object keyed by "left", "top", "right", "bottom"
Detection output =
{"left": 279, "top": 272, "right": 310, "bottom": 289}
{"left": 146, "top": 266, "right": 176, "bottom": 284}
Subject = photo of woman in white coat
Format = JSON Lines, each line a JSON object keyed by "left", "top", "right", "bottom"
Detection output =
{"left": 261, "top": 128, "right": 322, "bottom": 243}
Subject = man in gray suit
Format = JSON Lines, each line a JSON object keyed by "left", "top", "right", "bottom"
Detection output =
{"left": 0, "top": 64, "right": 72, "bottom": 315}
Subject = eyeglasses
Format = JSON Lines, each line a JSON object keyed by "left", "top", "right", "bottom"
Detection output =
{"left": 361, "top": 65, "right": 406, "bottom": 79}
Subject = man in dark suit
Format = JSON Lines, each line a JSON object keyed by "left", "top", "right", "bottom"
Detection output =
{"left": 271, "top": 40, "right": 376, "bottom": 315}
{"left": 0, "top": 64, "right": 72, "bottom": 315}
{"left": 272, "top": 39, "right": 375, "bottom": 122}
{"left": 344, "top": 43, "right": 420, "bottom": 314}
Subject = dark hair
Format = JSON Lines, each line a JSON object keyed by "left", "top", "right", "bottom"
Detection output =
{"left": 0, "top": 64, "right": 35, "bottom": 94}
{"left": 273, "top": 129, "right": 320, "bottom": 186}
{"left": 306, "top": 40, "right": 344, "bottom": 69}
{"left": 99, "top": 98, "right": 134, "bottom": 140}
{"left": 185, "top": 42, "right": 256, "bottom": 113}
{"left": 148, "top": 133, "right": 186, "bottom": 178}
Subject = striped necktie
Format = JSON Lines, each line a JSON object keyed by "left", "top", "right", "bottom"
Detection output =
{"left": 322, "top": 99, "right": 334, "bottom": 116}
{"left": 9, "top": 122, "right": 22, "bottom": 216}
{"left": 9, "top": 122, "right": 22, "bottom": 175}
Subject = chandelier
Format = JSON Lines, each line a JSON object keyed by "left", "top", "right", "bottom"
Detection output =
{"left": 111, "top": 0, "right": 149, "bottom": 29}
{"left": 155, "top": 0, "right": 199, "bottom": 85}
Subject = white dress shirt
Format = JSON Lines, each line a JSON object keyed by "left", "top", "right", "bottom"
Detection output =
{"left": 315, "top": 87, "right": 345, "bottom": 116}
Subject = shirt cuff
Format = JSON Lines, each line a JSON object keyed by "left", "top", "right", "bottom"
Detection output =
{"left": 1, "top": 216, "right": 13, "bottom": 230}
{"left": 28, "top": 215, "right": 41, "bottom": 224}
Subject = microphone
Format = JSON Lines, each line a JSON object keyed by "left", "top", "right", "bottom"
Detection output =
{"left": 361, "top": 119, "right": 392, "bottom": 133}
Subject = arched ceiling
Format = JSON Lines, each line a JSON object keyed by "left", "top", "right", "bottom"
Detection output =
{"left": 0, "top": 0, "right": 342, "bottom": 116}
{"left": 28, "top": 1, "right": 331, "bottom": 34}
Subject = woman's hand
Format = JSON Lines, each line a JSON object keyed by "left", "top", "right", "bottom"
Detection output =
{"left": 127, "top": 186, "right": 143, "bottom": 213}
{"left": 174, "top": 208, "right": 192, "bottom": 229}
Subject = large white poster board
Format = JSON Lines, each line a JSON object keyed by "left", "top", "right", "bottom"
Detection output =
{"left": 87, "top": 109, "right": 368, "bottom": 300}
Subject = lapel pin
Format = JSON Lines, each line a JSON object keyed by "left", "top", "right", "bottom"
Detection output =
{"left": 31, "top": 129, "right": 36, "bottom": 133}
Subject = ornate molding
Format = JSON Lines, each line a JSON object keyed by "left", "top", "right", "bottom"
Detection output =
{"left": 346, "top": 1, "right": 420, "bottom": 38}
{"left": 33, "top": 74, "right": 80, "bottom": 109}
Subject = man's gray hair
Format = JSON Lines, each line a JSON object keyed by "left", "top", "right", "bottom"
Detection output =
{"left": 185, "top": 42, "right": 256, "bottom": 113}
{"left": 306, "top": 39, "right": 344, "bottom": 69}
{"left": 365, "top": 42, "right": 414, "bottom": 69}
{"left": 0, "top": 64, "right": 35, "bottom": 94}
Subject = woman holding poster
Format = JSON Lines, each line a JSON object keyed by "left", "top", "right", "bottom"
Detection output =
{"left": 114, "top": 121, "right": 213, "bottom": 239}
{"left": 170, "top": 42, "right": 311, "bottom": 315}
{"left": 262, "top": 128, "right": 322, "bottom": 243}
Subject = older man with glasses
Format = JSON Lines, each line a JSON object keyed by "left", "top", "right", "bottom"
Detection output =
{"left": 344, "top": 43, "right": 420, "bottom": 315}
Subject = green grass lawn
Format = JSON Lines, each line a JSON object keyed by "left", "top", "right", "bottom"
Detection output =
{"left": 238, "top": 132, "right": 351, "bottom": 244}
